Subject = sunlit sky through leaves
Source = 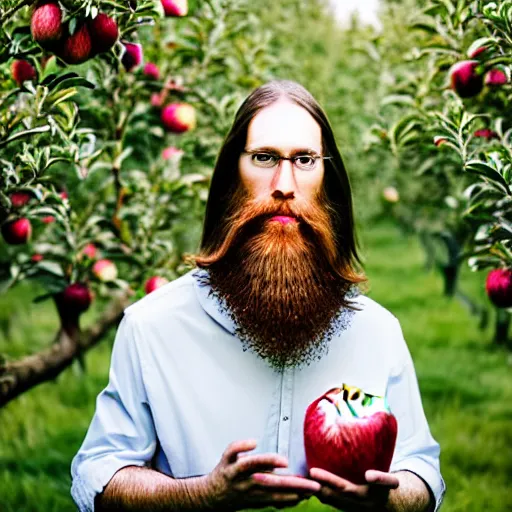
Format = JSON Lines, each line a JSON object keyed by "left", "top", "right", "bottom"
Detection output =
{"left": 328, "top": 0, "right": 382, "bottom": 30}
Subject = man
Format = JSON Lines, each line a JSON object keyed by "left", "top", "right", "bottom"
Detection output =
{"left": 71, "top": 80, "right": 446, "bottom": 512}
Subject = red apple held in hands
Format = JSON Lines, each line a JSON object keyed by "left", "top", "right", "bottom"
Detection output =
{"left": 304, "top": 386, "right": 398, "bottom": 484}
{"left": 88, "top": 13, "right": 119, "bottom": 55}
{"left": 449, "top": 60, "right": 483, "bottom": 98}
{"left": 161, "top": 0, "right": 188, "bottom": 16}
{"left": 486, "top": 268, "right": 512, "bottom": 308}
{"left": 61, "top": 24, "right": 92, "bottom": 64}
{"left": 121, "top": 42, "right": 143, "bottom": 71}
{"left": 145, "top": 276, "right": 169, "bottom": 294}
{"left": 1, "top": 218, "right": 32, "bottom": 245}
{"left": 31, "top": 1, "right": 63, "bottom": 47}
{"left": 11, "top": 60, "right": 37, "bottom": 85}
{"left": 161, "top": 103, "right": 196, "bottom": 133}
{"left": 61, "top": 282, "right": 92, "bottom": 313}
{"left": 92, "top": 259, "right": 118, "bottom": 282}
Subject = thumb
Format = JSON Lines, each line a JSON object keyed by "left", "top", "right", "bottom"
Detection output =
{"left": 365, "top": 470, "right": 399, "bottom": 488}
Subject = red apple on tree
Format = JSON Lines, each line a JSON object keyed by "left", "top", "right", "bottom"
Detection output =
{"left": 161, "top": 103, "right": 196, "bottom": 133}
{"left": 88, "top": 13, "right": 119, "bottom": 55}
{"left": 304, "top": 386, "right": 397, "bottom": 484}
{"left": 486, "top": 268, "right": 512, "bottom": 308}
{"left": 92, "top": 259, "right": 118, "bottom": 282}
{"left": 59, "top": 282, "right": 93, "bottom": 314}
{"left": 161, "top": 0, "right": 188, "bottom": 17}
{"left": 81, "top": 243, "right": 97, "bottom": 259}
{"left": 145, "top": 276, "right": 169, "bottom": 294}
{"left": 1, "top": 218, "right": 32, "bottom": 245}
{"left": 10, "top": 192, "right": 31, "bottom": 208}
{"left": 121, "top": 42, "right": 143, "bottom": 72}
{"left": 144, "top": 62, "right": 160, "bottom": 80}
{"left": 61, "top": 24, "right": 92, "bottom": 64}
{"left": 31, "top": 1, "right": 63, "bottom": 47}
{"left": 433, "top": 136, "right": 447, "bottom": 147}
{"left": 449, "top": 60, "right": 483, "bottom": 98}
{"left": 485, "top": 68, "right": 507, "bottom": 87}
{"left": 11, "top": 60, "right": 37, "bottom": 85}
{"left": 474, "top": 129, "right": 498, "bottom": 140}
{"left": 162, "top": 146, "right": 184, "bottom": 159}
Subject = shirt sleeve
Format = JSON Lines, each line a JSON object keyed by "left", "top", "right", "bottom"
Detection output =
{"left": 70, "top": 312, "right": 157, "bottom": 512}
{"left": 387, "top": 319, "right": 446, "bottom": 512}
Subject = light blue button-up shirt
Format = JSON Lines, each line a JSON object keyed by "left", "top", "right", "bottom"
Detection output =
{"left": 71, "top": 269, "right": 446, "bottom": 511}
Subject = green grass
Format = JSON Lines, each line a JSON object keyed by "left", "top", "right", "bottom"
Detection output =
{"left": 1, "top": 220, "right": 511, "bottom": 511}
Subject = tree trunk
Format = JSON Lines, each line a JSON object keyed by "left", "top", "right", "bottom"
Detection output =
{"left": 441, "top": 263, "right": 459, "bottom": 297}
{"left": 493, "top": 308, "right": 510, "bottom": 346}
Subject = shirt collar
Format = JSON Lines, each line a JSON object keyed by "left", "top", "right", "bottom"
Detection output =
{"left": 192, "top": 268, "right": 237, "bottom": 334}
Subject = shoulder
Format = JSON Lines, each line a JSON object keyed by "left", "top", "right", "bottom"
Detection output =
{"left": 123, "top": 270, "right": 198, "bottom": 323}
{"left": 350, "top": 293, "right": 401, "bottom": 330}
{"left": 347, "top": 293, "right": 410, "bottom": 370}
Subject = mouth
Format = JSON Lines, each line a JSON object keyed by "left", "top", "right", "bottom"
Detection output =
{"left": 269, "top": 215, "right": 298, "bottom": 225}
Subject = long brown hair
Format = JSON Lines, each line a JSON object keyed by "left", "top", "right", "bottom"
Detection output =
{"left": 198, "top": 79, "right": 365, "bottom": 288}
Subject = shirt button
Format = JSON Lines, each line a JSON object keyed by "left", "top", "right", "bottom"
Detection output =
{"left": 283, "top": 416, "right": 289, "bottom": 421}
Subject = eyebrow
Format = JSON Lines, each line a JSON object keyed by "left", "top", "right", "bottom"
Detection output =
{"left": 245, "top": 146, "right": 322, "bottom": 156}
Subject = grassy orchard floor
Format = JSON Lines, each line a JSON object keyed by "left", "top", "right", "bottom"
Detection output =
{"left": 1, "top": 220, "right": 511, "bottom": 512}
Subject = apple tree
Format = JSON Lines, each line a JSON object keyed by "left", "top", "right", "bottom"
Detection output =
{"left": 0, "top": 0, "right": 275, "bottom": 406}
{"left": 369, "top": 0, "right": 512, "bottom": 346}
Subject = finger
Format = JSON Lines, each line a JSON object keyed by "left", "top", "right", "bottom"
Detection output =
{"left": 249, "top": 489, "right": 302, "bottom": 502}
{"left": 309, "top": 467, "right": 351, "bottom": 491}
{"left": 234, "top": 453, "right": 288, "bottom": 477}
{"left": 309, "top": 468, "right": 369, "bottom": 499}
{"left": 365, "top": 470, "right": 400, "bottom": 489}
{"left": 251, "top": 472, "right": 322, "bottom": 493}
{"left": 317, "top": 487, "right": 375, "bottom": 512}
{"left": 222, "top": 439, "right": 258, "bottom": 464}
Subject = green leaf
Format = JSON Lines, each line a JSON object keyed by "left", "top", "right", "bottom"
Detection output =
{"left": 0, "top": 126, "right": 51, "bottom": 149}
{"left": 466, "top": 37, "right": 498, "bottom": 57}
{"left": 50, "top": 77, "right": 95, "bottom": 93}
{"left": 42, "top": 72, "right": 78, "bottom": 88}
{"left": 69, "top": 18, "right": 78, "bottom": 36}
{"left": 464, "top": 160, "right": 511, "bottom": 194}
{"left": 381, "top": 95, "right": 416, "bottom": 107}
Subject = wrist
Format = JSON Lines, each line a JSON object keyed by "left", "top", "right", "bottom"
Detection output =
{"left": 176, "top": 475, "right": 219, "bottom": 511}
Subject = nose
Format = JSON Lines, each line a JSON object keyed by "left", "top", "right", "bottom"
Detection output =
{"left": 271, "top": 159, "right": 296, "bottom": 200}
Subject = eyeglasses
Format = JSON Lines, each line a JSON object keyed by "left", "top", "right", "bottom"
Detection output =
{"left": 242, "top": 149, "right": 332, "bottom": 172}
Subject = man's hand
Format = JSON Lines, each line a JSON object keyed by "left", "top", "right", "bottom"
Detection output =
{"left": 206, "top": 439, "right": 322, "bottom": 510}
{"left": 309, "top": 467, "right": 399, "bottom": 511}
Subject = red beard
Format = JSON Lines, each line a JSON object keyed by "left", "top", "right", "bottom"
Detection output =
{"left": 194, "top": 188, "right": 361, "bottom": 369}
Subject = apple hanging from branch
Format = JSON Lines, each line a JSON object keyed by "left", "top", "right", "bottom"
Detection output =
{"left": 304, "top": 385, "right": 398, "bottom": 484}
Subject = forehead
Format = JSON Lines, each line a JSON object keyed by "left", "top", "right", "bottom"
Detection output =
{"left": 246, "top": 99, "right": 322, "bottom": 152}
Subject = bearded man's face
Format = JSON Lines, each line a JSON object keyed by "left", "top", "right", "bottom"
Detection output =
{"left": 203, "top": 99, "right": 352, "bottom": 369}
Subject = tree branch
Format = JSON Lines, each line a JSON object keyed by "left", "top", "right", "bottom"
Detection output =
{"left": 0, "top": 292, "right": 131, "bottom": 408}
{"left": 0, "top": 0, "right": 33, "bottom": 25}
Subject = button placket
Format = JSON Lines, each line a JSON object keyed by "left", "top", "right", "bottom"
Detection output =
{"left": 277, "top": 367, "right": 294, "bottom": 459}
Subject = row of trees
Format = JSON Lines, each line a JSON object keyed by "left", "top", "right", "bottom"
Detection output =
{"left": 370, "top": 0, "right": 512, "bottom": 346}
{"left": 0, "top": 0, "right": 277, "bottom": 406}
